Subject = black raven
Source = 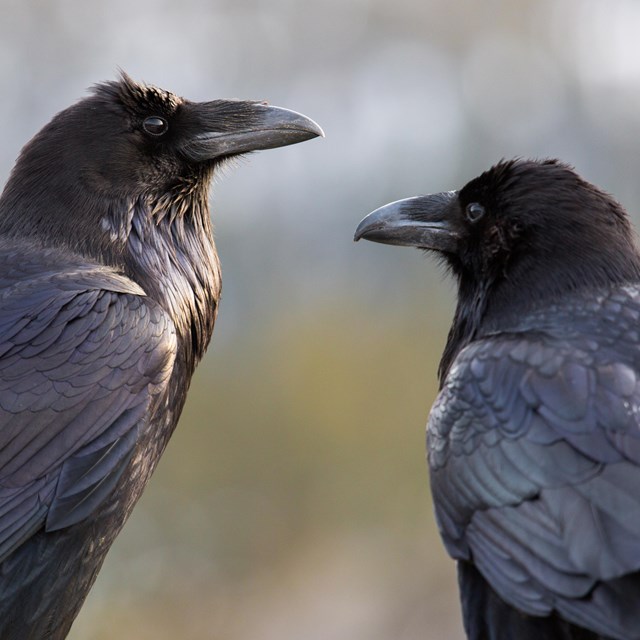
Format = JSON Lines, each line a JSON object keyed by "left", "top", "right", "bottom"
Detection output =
{"left": 0, "top": 73, "right": 322, "bottom": 639}
{"left": 355, "top": 159, "right": 640, "bottom": 640}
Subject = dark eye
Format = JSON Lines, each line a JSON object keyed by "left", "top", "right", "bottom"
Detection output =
{"left": 465, "top": 202, "right": 485, "bottom": 222}
{"left": 143, "top": 116, "right": 168, "bottom": 136}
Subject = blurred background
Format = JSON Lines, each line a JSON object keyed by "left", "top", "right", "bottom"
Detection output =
{"left": 2, "top": 0, "right": 640, "bottom": 638}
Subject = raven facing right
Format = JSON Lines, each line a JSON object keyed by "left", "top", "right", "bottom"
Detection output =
{"left": 0, "top": 74, "right": 321, "bottom": 639}
{"left": 356, "top": 159, "right": 640, "bottom": 639}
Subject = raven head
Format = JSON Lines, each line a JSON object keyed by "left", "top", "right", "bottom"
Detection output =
{"left": 80, "top": 72, "right": 324, "bottom": 197}
{"left": 0, "top": 72, "right": 323, "bottom": 249}
{"left": 356, "top": 159, "right": 640, "bottom": 296}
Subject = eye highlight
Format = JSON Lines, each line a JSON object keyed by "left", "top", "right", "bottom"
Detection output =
{"left": 143, "top": 116, "right": 168, "bottom": 136}
{"left": 465, "top": 202, "right": 485, "bottom": 223}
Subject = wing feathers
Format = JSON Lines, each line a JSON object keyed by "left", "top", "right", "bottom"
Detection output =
{"left": 0, "top": 263, "right": 176, "bottom": 562}
{"left": 429, "top": 292, "right": 640, "bottom": 636}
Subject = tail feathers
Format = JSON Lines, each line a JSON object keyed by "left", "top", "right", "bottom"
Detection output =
{"left": 457, "top": 562, "right": 611, "bottom": 640}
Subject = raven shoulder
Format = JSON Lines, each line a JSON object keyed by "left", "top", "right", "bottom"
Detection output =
{"left": 429, "top": 283, "right": 640, "bottom": 639}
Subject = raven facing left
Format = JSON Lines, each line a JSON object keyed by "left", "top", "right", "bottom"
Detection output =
{"left": 356, "top": 160, "right": 640, "bottom": 640}
{"left": 0, "top": 74, "right": 322, "bottom": 639}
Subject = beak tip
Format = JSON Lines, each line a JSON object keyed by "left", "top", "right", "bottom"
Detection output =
{"left": 354, "top": 215, "right": 377, "bottom": 243}
{"left": 266, "top": 106, "right": 324, "bottom": 141}
{"left": 304, "top": 118, "right": 324, "bottom": 140}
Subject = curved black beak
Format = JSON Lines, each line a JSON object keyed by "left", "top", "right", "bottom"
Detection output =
{"left": 354, "top": 192, "right": 460, "bottom": 254}
{"left": 181, "top": 102, "right": 324, "bottom": 162}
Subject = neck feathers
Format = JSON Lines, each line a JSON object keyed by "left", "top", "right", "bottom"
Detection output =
{"left": 125, "top": 192, "right": 220, "bottom": 369}
{"left": 0, "top": 175, "right": 221, "bottom": 370}
{"left": 439, "top": 242, "right": 640, "bottom": 386}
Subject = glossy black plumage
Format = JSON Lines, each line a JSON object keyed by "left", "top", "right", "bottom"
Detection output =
{"left": 356, "top": 160, "right": 640, "bottom": 639}
{"left": 0, "top": 74, "right": 321, "bottom": 639}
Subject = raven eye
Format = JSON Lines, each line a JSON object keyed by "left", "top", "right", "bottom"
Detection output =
{"left": 143, "top": 116, "right": 168, "bottom": 136}
{"left": 465, "top": 202, "right": 485, "bottom": 222}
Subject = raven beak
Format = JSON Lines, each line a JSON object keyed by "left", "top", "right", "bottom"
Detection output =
{"left": 182, "top": 103, "right": 324, "bottom": 161}
{"left": 354, "top": 192, "right": 460, "bottom": 254}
